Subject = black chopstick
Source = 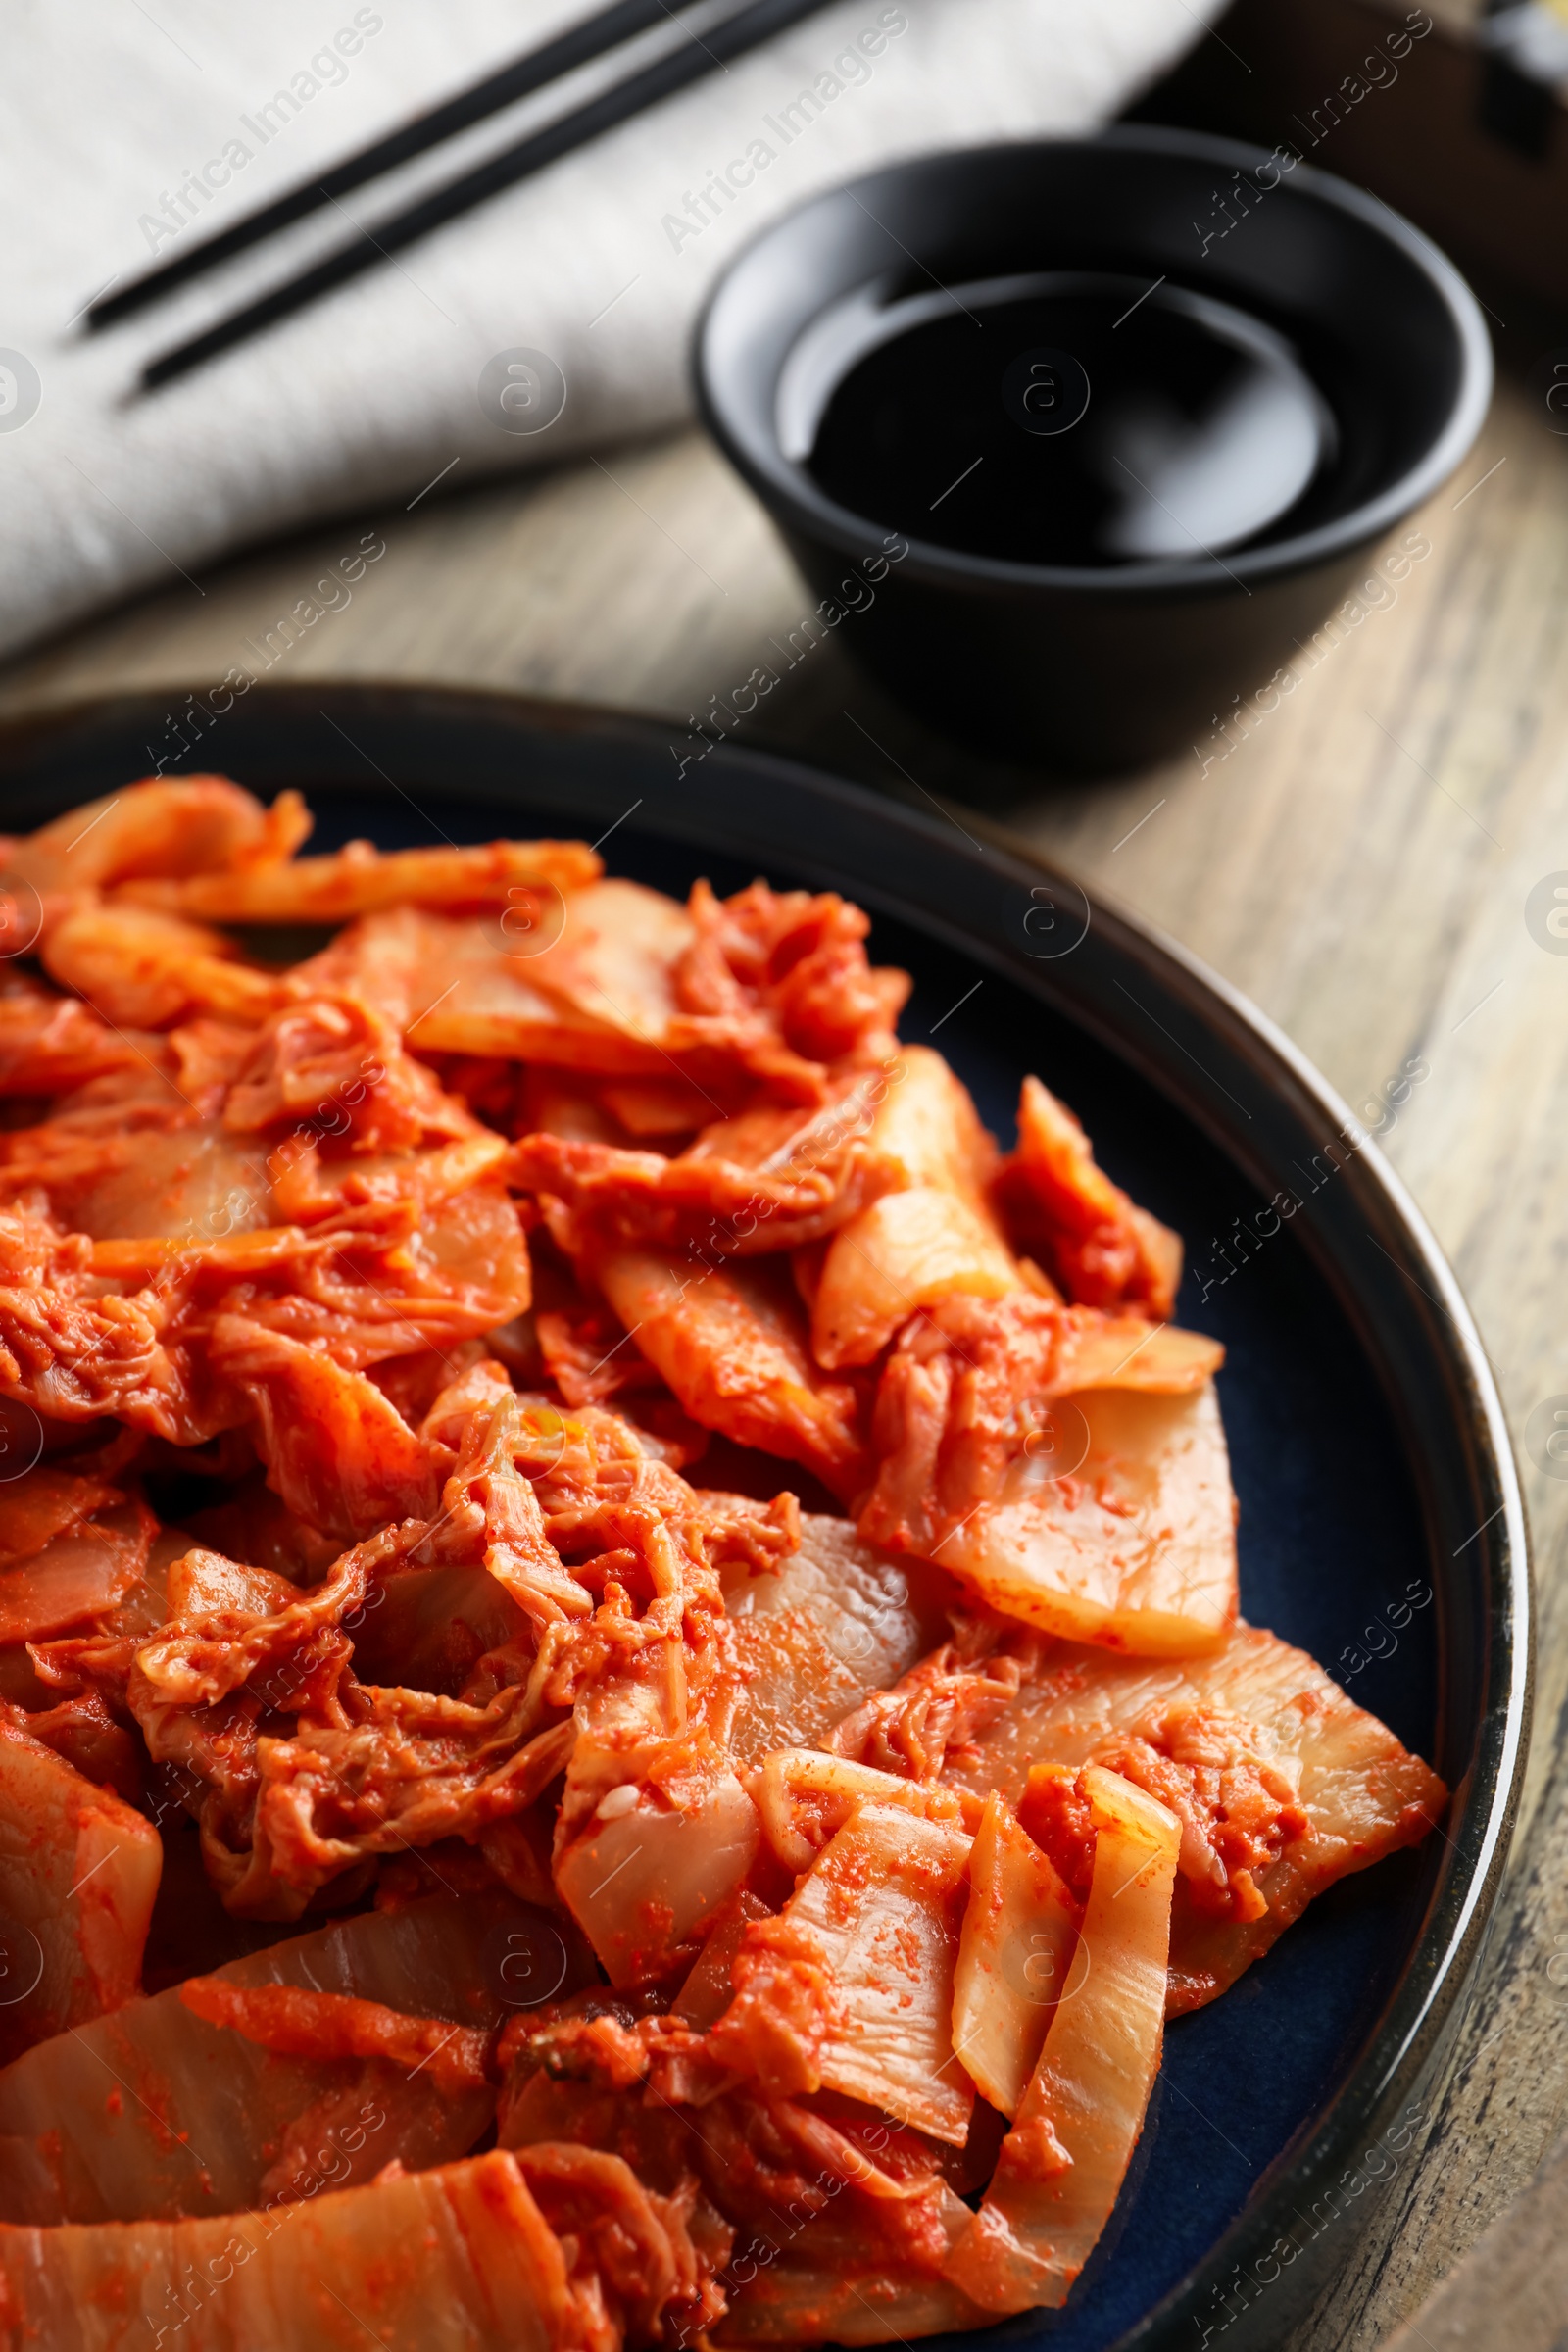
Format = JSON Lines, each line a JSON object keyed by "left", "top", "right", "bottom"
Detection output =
{"left": 88, "top": 0, "right": 698, "bottom": 333}
{"left": 140, "top": 0, "right": 841, "bottom": 393}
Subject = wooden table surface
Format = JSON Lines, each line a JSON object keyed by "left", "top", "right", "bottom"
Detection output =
{"left": 1, "top": 356, "right": 1565, "bottom": 2347}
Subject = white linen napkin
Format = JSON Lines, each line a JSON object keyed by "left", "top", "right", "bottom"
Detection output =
{"left": 0, "top": 0, "right": 1216, "bottom": 665}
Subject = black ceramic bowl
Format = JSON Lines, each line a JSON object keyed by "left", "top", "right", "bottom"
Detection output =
{"left": 694, "top": 127, "right": 1494, "bottom": 772}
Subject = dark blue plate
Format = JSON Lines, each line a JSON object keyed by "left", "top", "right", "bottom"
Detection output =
{"left": 0, "top": 683, "right": 1529, "bottom": 2351}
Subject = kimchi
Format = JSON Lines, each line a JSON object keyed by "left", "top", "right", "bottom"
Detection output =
{"left": 0, "top": 779, "right": 1446, "bottom": 2349}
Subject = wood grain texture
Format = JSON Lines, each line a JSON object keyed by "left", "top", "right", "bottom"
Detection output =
{"left": 1378, "top": 2128, "right": 1568, "bottom": 2350}
{"left": 0, "top": 368, "right": 1565, "bottom": 2351}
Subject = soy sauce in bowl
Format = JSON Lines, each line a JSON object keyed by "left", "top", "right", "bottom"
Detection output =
{"left": 785, "top": 270, "right": 1340, "bottom": 568}
{"left": 697, "top": 134, "right": 1492, "bottom": 764}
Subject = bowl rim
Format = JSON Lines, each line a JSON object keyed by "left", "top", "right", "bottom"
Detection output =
{"left": 0, "top": 677, "right": 1533, "bottom": 2345}
{"left": 693, "top": 122, "right": 1495, "bottom": 599}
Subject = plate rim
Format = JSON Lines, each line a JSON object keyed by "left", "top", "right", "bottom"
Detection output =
{"left": 0, "top": 678, "right": 1532, "bottom": 2351}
